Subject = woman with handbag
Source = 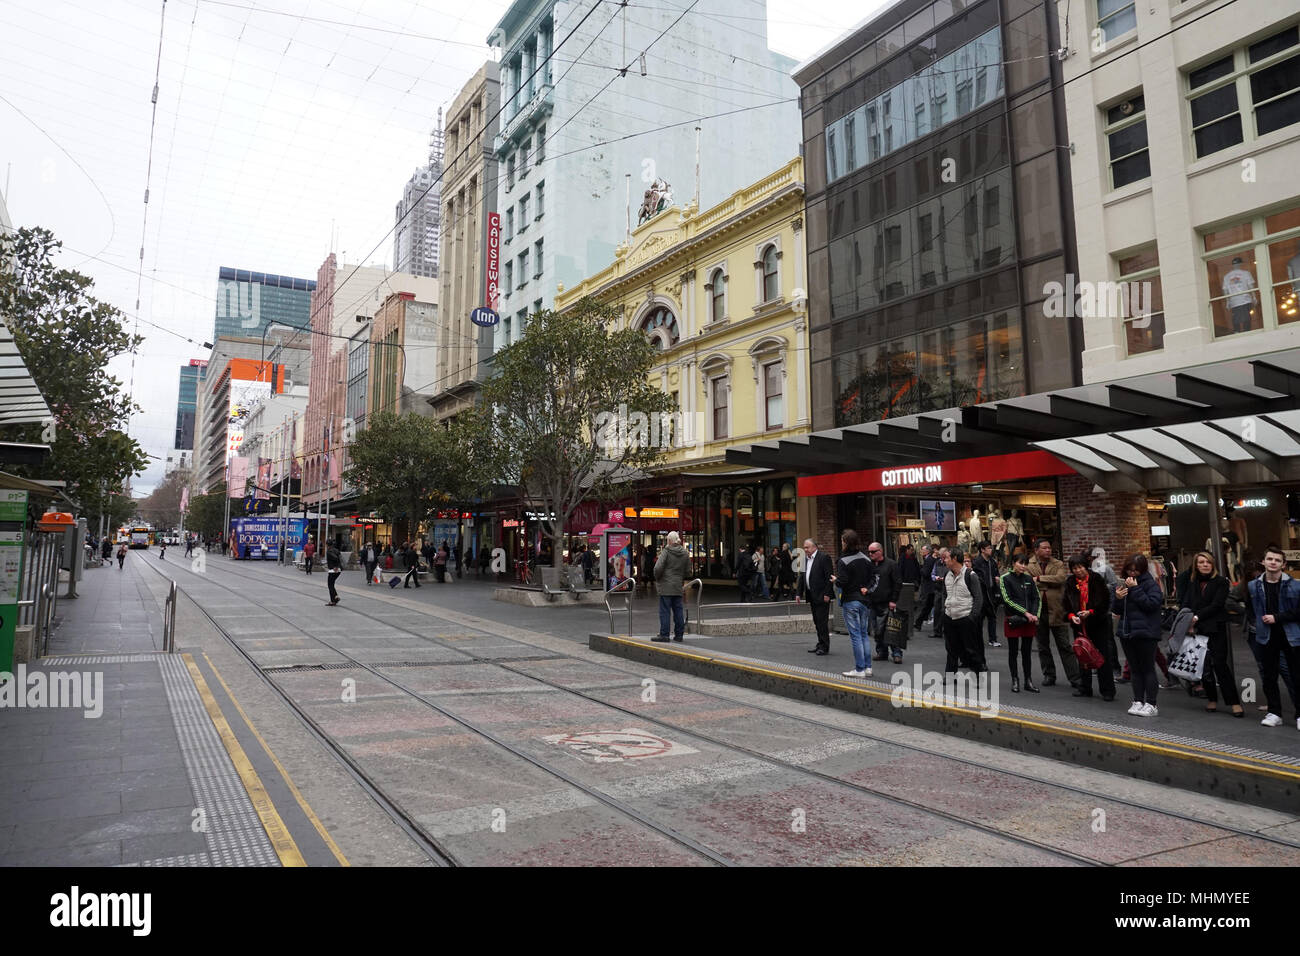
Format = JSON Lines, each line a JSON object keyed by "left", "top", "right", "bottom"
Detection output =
{"left": 1115, "top": 555, "right": 1165, "bottom": 717}
{"left": 1064, "top": 555, "right": 1115, "bottom": 701}
{"left": 998, "top": 556, "right": 1040, "bottom": 693}
{"left": 1181, "top": 551, "right": 1242, "bottom": 717}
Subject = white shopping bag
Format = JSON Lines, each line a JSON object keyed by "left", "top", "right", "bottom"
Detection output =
{"left": 1167, "top": 633, "right": 1209, "bottom": 682}
{"left": 371, "top": 565, "right": 382, "bottom": 585}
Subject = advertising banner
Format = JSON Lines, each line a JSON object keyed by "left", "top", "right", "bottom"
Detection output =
{"left": 255, "top": 458, "right": 271, "bottom": 499}
{"left": 227, "top": 378, "right": 272, "bottom": 459}
{"left": 228, "top": 457, "right": 249, "bottom": 498}
{"left": 231, "top": 516, "right": 307, "bottom": 560}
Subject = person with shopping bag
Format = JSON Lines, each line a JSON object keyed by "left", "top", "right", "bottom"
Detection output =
{"left": 1176, "top": 551, "right": 1241, "bottom": 717}
{"left": 1064, "top": 554, "right": 1115, "bottom": 701}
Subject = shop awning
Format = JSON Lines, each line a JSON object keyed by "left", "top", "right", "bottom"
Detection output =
{"left": 726, "top": 347, "right": 1300, "bottom": 492}
{"left": 0, "top": 318, "right": 52, "bottom": 426}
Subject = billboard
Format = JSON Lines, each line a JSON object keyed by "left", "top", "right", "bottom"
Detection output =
{"left": 227, "top": 377, "right": 272, "bottom": 459}
{"left": 485, "top": 212, "right": 501, "bottom": 311}
{"left": 231, "top": 516, "right": 308, "bottom": 559}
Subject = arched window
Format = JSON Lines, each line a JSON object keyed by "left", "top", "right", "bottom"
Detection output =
{"left": 638, "top": 306, "right": 679, "bottom": 349}
{"left": 762, "top": 245, "right": 779, "bottom": 302}
{"left": 710, "top": 268, "right": 725, "bottom": 323}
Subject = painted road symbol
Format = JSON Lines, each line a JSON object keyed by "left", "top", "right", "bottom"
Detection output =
{"left": 543, "top": 728, "right": 699, "bottom": 763}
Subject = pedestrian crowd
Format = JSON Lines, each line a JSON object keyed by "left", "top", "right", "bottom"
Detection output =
{"left": 786, "top": 532, "right": 1299, "bottom": 731}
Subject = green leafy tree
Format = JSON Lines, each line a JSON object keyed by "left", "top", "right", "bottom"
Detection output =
{"left": 479, "top": 298, "right": 678, "bottom": 563}
{"left": 0, "top": 227, "right": 148, "bottom": 516}
{"left": 186, "top": 484, "right": 245, "bottom": 538}
{"left": 344, "top": 411, "right": 457, "bottom": 541}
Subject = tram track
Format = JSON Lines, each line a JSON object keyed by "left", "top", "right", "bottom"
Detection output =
{"left": 154, "top": 559, "right": 1144, "bottom": 865}
{"left": 201, "top": 559, "right": 1300, "bottom": 859}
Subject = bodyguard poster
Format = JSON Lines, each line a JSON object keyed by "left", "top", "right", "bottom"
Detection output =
{"left": 232, "top": 517, "right": 307, "bottom": 559}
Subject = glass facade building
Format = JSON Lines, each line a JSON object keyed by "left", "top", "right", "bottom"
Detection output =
{"left": 213, "top": 267, "right": 316, "bottom": 342}
{"left": 796, "top": 0, "right": 1081, "bottom": 431}
{"left": 175, "top": 363, "right": 200, "bottom": 450}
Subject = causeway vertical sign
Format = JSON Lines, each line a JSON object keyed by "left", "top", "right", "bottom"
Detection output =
{"left": 485, "top": 211, "right": 501, "bottom": 312}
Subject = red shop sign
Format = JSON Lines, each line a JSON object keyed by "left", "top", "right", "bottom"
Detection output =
{"left": 797, "top": 449, "right": 1074, "bottom": 497}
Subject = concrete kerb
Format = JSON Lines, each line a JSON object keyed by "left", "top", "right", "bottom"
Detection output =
{"left": 588, "top": 633, "right": 1300, "bottom": 815}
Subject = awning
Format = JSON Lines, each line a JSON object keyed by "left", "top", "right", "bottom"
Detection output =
{"left": 726, "top": 347, "right": 1300, "bottom": 493}
{"left": 0, "top": 319, "right": 52, "bottom": 425}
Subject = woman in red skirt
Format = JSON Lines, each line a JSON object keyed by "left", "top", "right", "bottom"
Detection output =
{"left": 998, "top": 555, "right": 1041, "bottom": 692}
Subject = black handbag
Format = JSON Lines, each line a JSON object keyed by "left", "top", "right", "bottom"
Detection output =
{"left": 1006, "top": 614, "right": 1029, "bottom": 629}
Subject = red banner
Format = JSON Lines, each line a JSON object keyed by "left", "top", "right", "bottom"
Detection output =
{"left": 797, "top": 450, "right": 1075, "bottom": 497}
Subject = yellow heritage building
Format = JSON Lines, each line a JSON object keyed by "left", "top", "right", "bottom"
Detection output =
{"left": 556, "top": 157, "right": 811, "bottom": 581}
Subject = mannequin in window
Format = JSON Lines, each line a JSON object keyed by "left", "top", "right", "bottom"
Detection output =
{"left": 1287, "top": 247, "right": 1300, "bottom": 295}
{"left": 1005, "top": 510, "right": 1023, "bottom": 556}
{"left": 957, "top": 521, "right": 971, "bottom": 551}
{"left": 990, "top": 515, "right": 1007, "bottom": 561}
{"left": 1222, "top": 256, "right": 1258, "bottom": 334}
{"left": 969, "top": 509, "right": 982, "bottom": 544}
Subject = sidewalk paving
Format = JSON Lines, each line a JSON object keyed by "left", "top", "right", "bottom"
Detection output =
{"left": 0, "top": 553, "right": 273, "bottom": 866}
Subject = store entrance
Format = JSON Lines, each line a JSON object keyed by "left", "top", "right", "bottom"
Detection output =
{"left": 877, "top": 480, "right": 1059, "bottom": 562}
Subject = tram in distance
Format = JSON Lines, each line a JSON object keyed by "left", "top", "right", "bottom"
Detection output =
{"left": 128, "top": 525, "right": 152, "bottom": 549}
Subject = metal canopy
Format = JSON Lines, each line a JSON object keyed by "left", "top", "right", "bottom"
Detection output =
{"left": 0, "top": 319, "right": 52, "bottom": 426}
{"left": 725, "top": 347, "right": 1300, "bottom": 491}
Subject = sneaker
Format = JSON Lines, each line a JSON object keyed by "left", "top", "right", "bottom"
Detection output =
{"left": 1261, "top": 713, "right": 1283, "bottom": 727}
{"left": 842, "top": 669, "right": 866, "bottom": 678}
{"left": 1140, "top": 703, "right": 1158, "bottom": 717}
{"left": 651, "top": 636, "right": 670, "bottom": 643}
{"left": 1127, "top": 701, "right": 1143, "bottom": 715}
{"left": 988, "top": 640, "right": 1002, "bottom": 648}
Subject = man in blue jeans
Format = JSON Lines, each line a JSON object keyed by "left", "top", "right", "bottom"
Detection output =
{"left": 833, "top": 530, "right": 877, "bottom": 678}
{"left": 651, "top": 531, "right": 690, "bottom": 642}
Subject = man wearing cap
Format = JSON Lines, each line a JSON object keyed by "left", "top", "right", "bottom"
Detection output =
{"left": 1223, "top": 257, "right": 1258, "bottom": 334}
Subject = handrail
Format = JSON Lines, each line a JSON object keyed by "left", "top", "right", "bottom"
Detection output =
{"left": 38, "top": 583, "right": 52, "bottom": 655}
{"left": 604, "top": 577, "right": 635, "bottom": 634}
{"left": 683, "top": 578, "right": 703, "bottom": 630}
{"left": 163, "top": 580, "right": 178, "bottom": 653}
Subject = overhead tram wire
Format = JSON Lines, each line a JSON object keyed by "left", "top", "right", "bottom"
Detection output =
{"left": 126, "top": 0, "right": 170, "bottom": 442}
{"left": 280, "top": 0, "right": 617, "bottom": 356}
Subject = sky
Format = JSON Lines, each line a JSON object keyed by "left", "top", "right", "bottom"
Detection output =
{"left": 0, "top": 0, "right": 886, "bottom": 495}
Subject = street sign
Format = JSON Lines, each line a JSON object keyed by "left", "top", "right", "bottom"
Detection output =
{"left": 470, "top": 307, "right": 500, "bottom": 327}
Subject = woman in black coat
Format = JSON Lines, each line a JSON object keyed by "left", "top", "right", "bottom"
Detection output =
{"left": 1180, "top": 551, "right": 1242, "bottom": 716}
{"left": 1064, "top": 555, "right": 1115, "bottom": 700}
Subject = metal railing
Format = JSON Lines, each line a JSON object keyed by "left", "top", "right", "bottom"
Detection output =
{"left": 683, "top": 579, "right": 703, "bottom": 629}
{"left": 695, "top": 598, "right": 808, "bottom": 625}
{"left": 604, "top": 577, "right": 635, "bottom": 634}
{"left": 21, "top": 532, "right": 65, "bottom": 654}
{"left": 162, "top": 580, "right": 178, "bottom": 653}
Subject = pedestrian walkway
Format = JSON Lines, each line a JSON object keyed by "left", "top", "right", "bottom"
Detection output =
{"left": 0, "top": 551, "right": 367, "bottom": 866}
{"left": 591, "top": 616, "right": 1300, "bottom": 814}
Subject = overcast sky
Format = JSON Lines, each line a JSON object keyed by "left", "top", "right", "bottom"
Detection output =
{"left": 0, "top": 0, "right": 884, "bottom": 496}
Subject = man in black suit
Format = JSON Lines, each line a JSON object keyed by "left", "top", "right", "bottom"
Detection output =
{"left": 797, "top": 537, "right": 835, "bottom": 655}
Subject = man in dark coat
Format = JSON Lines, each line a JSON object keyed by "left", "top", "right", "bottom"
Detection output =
{"left": 972, "top": 541, "right": 1002, "bottom": 648}
{"left": 868, "top": 542, "right": 903, "bottom": 663}
{"left": 797, "top": 538, "right": 835, "bottom": 655}
{"left": 736, "top": 545, "right": 756, "bottom": 602}
{"left": 403, "top": 541, "right": 421, "bottom": 588}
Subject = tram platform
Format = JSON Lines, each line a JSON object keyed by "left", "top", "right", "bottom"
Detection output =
{"left": 0, "top": 552, "right": 425, "bottom": 867}
{"left": 590, "top": 622, "right": 1300, "bottom": 814}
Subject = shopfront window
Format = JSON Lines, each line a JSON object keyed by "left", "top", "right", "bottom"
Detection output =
{"left": 1202, "top": 202, "right": 1300, "bottom": 337}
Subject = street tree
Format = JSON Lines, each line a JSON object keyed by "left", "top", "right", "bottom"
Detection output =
{"left": 344, "top": 411, "right": 457, "bottom": 541}
{"left": 139, "top": 468, "right": 190, "bottom": 529}
{"left": 479, "top": 298, "right": 678, "bottom": 564}
{"left": 0, "top": 228, "right": 148, "bottom": 514}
